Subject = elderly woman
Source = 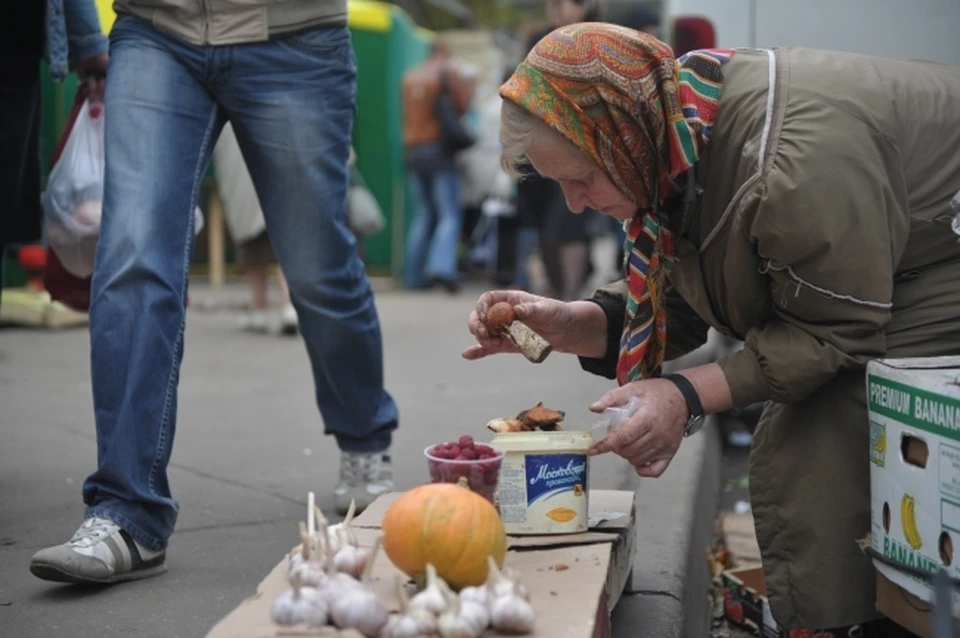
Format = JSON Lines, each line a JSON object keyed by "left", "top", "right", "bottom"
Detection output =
{"left": 465, "top": 23, "right": 960, "bottom": 635}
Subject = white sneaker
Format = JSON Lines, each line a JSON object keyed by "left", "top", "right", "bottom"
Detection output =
{"left": 334, "top": 452, "right": 393, "bottom": 515}
{"left": 29, "top": 517, "right": 167, "bottom": 584}
{"left": 280, "top": 303, "right": 298, "bottom": 336}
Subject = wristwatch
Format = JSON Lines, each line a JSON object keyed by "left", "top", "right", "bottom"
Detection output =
{"left": 663, "top": 373, "right": 706, "bottom": 437}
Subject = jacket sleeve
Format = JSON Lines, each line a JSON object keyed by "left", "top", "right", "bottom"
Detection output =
{"left": 716, "top": 112, "right": 910, "bottom": 407}
{"left": 578, "top": 278, "right": 712, "bottom": 379}
{"left": 63, "top": 0, "right": 108, "bottom": 63}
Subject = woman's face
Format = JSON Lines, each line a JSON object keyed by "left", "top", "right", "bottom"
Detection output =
{"left": 547, "top": 0, "right": 588, "bottom": 27}
{"left": 525, "top": 130, "right": 637, "bottom": 221}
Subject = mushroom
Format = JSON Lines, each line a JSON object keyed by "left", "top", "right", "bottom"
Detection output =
{"left": 485, "top": 302, "right": 552, "bottom": 364}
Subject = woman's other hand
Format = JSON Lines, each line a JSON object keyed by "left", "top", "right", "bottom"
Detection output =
{"left": 587, "top": 378, "right": 689, "bottom": 478}
{"left": 462, "top": 290, "right": 607, "bottom": 360}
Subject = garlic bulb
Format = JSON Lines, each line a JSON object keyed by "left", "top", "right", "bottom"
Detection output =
{"left": 502, "top": 566, "right": 531, "bottom": 601}
{"left": 332, "top": 543, "right": 370, "bottom": 579}
{"left": 437, "top": 586, "right": 480, "bottom": 638}
{"left": 459, "top": 599, "right": 490, "bottom": 634}
{"left": 270, "top": 572, "right": 329, "bottom": 627}
{"left": 288, "top": 522, "right": 327, "bottom": 587}
{"left": 327, "top": 533, "right": 389, "bottom": 636}
{"left": 393, "top": 574, "right": 439, "bottom": 636}
{"left": 485, "top": 557, "right": 530, "bottom": 601}
{"left": 489, "top": 594, "right": 536, "bottom": 634}
{"left": 459, "top": 584, "right": 489, "bottom": 609}
{"left": 330, "top": 586, "right": 389, "bottom": 637}
{"left": 408, "top": 563, "right": 449, "bottom": 615}
{"left": 382, "top": 613, "right": 422, "bottom": 638}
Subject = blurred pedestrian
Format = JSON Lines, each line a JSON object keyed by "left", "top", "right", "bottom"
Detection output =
{"left": 29, "top": 0, "right": 399, "bottom": 586}
{"left": 212, "top": 122, "right": 297, "bottom": 335}
{"left": 401, "top": 36, "right": 477, "bottom": 294}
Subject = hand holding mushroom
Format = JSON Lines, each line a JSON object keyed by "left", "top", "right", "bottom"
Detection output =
{"left": 463, "top": 290, "right": 609, "bottom": 362}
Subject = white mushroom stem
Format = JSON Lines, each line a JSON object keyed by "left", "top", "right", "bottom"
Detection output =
{"left": 501, "top": 321, "right": 551, "bottom": 364}
{"left": 308, "top": 491, "right": 316, "bottom": 536}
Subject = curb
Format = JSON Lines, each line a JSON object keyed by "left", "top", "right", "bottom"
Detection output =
{"left": 611, "top": 336, "right": 726, "bottom": 638}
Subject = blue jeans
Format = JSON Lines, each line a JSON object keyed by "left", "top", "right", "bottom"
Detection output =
{"left": 403, "top": 144, "right": 463, "bottom": 288}
{"left": 82, "top": 16, "right": 399, "bottom": 551}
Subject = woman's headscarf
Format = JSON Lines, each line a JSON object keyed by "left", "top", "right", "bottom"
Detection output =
{"left": 499, "top": 23, "right": 732, "bottom": 384}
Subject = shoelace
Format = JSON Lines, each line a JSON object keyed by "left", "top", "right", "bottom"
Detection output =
{"left": 69, "top": 518, "right": 118, "bottom": 549}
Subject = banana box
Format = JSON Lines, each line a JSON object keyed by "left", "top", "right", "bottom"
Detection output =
{"left": 868, "top": 356, "right": 960, "bottom": 616}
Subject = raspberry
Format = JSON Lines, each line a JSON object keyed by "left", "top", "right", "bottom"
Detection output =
{"left": 458, "top": 435, "right": 475, "bottom": 449}
{"left": 475, "top": 444, "right": 494, "bottom": 456}
{"left": 458, "top": 448, "right": 478, "bottom": 461}
{"left": 447, "top": 444, "right": 461, "bottom": 456}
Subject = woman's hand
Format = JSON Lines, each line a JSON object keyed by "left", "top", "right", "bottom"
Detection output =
{"left": 586, "top": 364, "right": 734, "bottom": 478}
{"left": 462, "top": 290, "right": 608, "bottom": 360}
{"left": 587, "top": 378, "right": 689, "bottom": 478}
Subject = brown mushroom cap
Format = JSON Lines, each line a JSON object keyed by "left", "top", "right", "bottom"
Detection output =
{"left": 486, "top": 302, "right": 516, "bottom": 332}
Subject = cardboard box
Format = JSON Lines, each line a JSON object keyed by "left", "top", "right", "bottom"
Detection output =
{"left": 721, "top": 512, "right": 762, "bottom": 569}
{"left": 867, "top": 357, "right": 960, "bottom": 616}
{"left": 205, "top": 490, "right": 636, "bottom": 638}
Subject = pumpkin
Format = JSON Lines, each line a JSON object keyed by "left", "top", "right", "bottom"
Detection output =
{"left": 382, "top": 478, "right": 507, "bottom": 590}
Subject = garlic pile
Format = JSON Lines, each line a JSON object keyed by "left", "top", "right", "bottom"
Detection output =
{"left": 272, "top": 492, "right": 538, "bottom": 637}
{"left": 271, "top": 494, "right": 388, "bottom": 637}
{"left": 382, "top": 559, "right": 535, "bottom": 638}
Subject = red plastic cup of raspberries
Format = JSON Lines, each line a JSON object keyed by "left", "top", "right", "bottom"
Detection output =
{"left": 424, "top": 436, "right": 504, "bottom": 503}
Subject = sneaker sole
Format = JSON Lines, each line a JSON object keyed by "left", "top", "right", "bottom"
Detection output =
{"left": 30, "top": 561, "right": 167, "bottom": 585}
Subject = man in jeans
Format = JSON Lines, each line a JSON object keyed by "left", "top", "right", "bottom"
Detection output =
{"left": 29, "top": 0, "right": 399, "bottom": 585}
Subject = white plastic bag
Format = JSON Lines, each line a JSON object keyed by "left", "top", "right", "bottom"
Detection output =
{"left": 43, "top": 98, "right": 105, "bottom": 278}
{"left": 42, "top": 99, "right": 208, "bottom": 278}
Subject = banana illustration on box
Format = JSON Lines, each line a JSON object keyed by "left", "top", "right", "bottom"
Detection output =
{"left": 901, "top": 493, "right": 923, "bottom": 550}
{"left": 872, "top": 428, "right": 887, "bottom": 456}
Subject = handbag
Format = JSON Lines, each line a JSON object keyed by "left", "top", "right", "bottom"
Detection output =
{"left": 434, "top": 65, "right": 475, "bottom": 154}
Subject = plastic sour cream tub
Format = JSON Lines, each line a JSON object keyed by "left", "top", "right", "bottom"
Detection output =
{"left": 491, "top": 430, "right": 591, "bottom": 535}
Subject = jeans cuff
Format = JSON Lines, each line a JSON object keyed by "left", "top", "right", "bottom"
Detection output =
{"left": 85, "top": 505, "right": 168, "bottom": 552}
{"left": 335, "top": 433, "right": 392, "bottom": 454}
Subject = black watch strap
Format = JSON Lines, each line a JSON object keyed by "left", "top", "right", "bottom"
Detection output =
{"left": 663, "top": 373, "right": 705, "bottom": 435}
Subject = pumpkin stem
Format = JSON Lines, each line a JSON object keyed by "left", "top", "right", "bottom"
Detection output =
{"left": 456, "top": 476, "right": 470, "bottom": 489}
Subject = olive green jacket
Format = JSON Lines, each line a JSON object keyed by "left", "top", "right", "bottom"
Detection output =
{"left": 583, "top": 47, "right": 960, "bottom": 629}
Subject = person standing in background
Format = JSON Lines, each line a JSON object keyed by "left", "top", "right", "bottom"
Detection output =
{"left": 0, "top": 0, "right": 107, "bottom": 292}
{"left": 401, "top": 37, "right": 477, "bottom": 294}
{"left": 212, "top": 122, "right": 297, "bottom": 335}
{"left": 29, "top": 0, "right": 399, "bottom": 586}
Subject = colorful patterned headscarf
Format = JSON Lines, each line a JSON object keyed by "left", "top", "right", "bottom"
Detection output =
{"left": 499, "top": 23, "right": 732, "bottom": 384}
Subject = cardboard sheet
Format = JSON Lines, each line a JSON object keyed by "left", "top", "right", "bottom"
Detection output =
{"left": 206, "top": 490, "right": 635, "bottom": 638}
